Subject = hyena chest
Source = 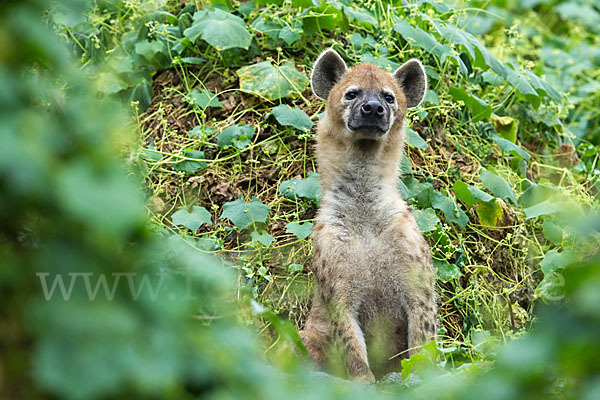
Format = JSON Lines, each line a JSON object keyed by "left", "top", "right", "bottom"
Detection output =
{"left": 320, "top": 182, "right": 403, "bottom": 239}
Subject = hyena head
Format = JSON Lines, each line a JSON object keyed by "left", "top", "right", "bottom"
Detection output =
{"left": 311, "top": 49, "right": 427, "bottom": 140}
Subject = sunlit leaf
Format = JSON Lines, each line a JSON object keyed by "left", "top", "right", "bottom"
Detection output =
{"left": 476, "top": 198, "right": 504, "bottom": 227}
{"left": 184, "top": 8, "right": 252, "bottom": 50}
{"left": 394, "top": 20, "right": 451, "bottom": 59}
{"left": 491, "top": 114, "right": 518, "bottom": 142}
{"left": 453, "top": 180, "right": 474, "bottom": 208}
{"left": 237, "top": 61, "right": 308, "bottom": 100}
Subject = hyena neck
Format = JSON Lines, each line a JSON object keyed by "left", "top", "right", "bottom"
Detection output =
{"left": 316, "top": 118, "right": 406, "bottom": 200}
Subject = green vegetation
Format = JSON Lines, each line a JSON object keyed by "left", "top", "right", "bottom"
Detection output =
{"left": 1, "top": 0, "right": 599, "bottom": 398}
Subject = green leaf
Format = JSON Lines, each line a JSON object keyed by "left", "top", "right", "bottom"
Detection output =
{"left": 271, "top": 105, "right": 313, "bottom": 132}
{"left": 413, "top": 208, "right": 440, "bottom": 232}
{"left": 251, "top": 15, "right": 281, "bottom": 40}
{"left": 279, "top": 26, "right": 302, "bottom": 45}
{"left": 350, "top": 33, "right": 377, "bottom": 51}
{"left": 469, "top": 186, "right": 494, "bottom": 203}
{"left": 56, "top": 163, "right": 145, "bottom": 236}
{"left": 542, "top": 219, "right": 563, "bottom": 245}
{"left": 142, "top": 145, "right": 162, "bottom": 162}
{"left": 492, "top": 135, "right": 530, "bottom": 162}
{"left": 188, "top": 125, "right": 213, "bottom": 139}
{"left": 480, "top": 170, "right": 517, "bottom": 205}
{"left": 278, "top": 172, "right": 320, "bottom": 202}
{"left": 135, "top": 40, "right": 166, "bottom": 63}
{"left": 285, "top": 220, "right": 313, "bottom": 240}
{"left": 476, "top": 199, "right": 504, "bottom": 227}
{"left": 540, "top": 249, "right": 575, "bottom": 275}
{"left": 526, "top": 70, "right": 561, "bottom": 102}
{"left": 184, "top": 8, "right": 252, "bottom": 50}
{"left": 505, "top": 67, "right": 540, "bottom": 109}
{"left": 404, "top": 178, "right": 434, "bottom": 206}
{"left": 197, "top": 236, "right": 218, "bottom": 252}
{"left": 423, "top": 90, "right": 439, "bottom": 105}
{"left": 217, "top": 124, "right": 255, "bottom": 149}
{"left": 449, "top": 87, "right": 492, "bottom": 122}
{"left": 172, "top": 206, "right": 212, "bottom": 231}
{"left": 344, "top": 7, "right": 377, "bottom": 26}
{"left": 250, "top": 230, "right": 275, "bottom": 247}
{"left": 432, "top": 192, "right": 469, "bottom": 228}
{"left": 534, "top": 270, "right": 564, "bottom": 301}
{"left": 491, "top": 114, "right": 518, "bottom": 142}
{"left": 302, "top": 2, "right": 349, "bottom": 34}
{"left": 237, "top": 61, "right": 308, "bottom": 100}
{"left": 400, "top": 155, "right": 413, "bottom": 175}
{"left": 221, "top": 196, "right": 270, "bottom": 230}
{"left": 434, "top": 260, "right": 461, "bottom": 281}
{"left": 180, "top": 56, "right": 206, "bottom": 65}
{"left": 427, "top": 19, "right": 506, "bottom": 77}
{"left": 288, "top": 263, "right": 304, "bottom": 273}
{"left": 398, "top": 180, "right": 411, "bottom": 200}
{"left": 519, "top": 183, "right": 559, "bottom": 208}
{"left": 393, "top": 20, "right": 452, "bottom": 60}
{"left": 173, "top": 150, "right": 207, "bottom": 173}
{"left": 360, "top": 53, "right": 400, "bottom": 72}
{"left": 453, "top": 180, "right": 473, "bottom": 208}
{"left": 407, "top": 128, "right": 428, "bottom": 149}
{"left": 187, "top": 89, "right": 223, "bottom": 109}
{"left": 524, "top": 200, "right": 565, "bottom": 219}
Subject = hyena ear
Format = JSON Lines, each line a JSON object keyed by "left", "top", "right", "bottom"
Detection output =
{"left": 311, "top": 49, "right": 348, "bottom": 100}
{"left": 393, "top": 59, "right": 427, "bottom": 108}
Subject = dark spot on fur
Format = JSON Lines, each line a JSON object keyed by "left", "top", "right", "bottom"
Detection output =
{"left": 422, "top": 288, "right": 431, "bottom": 300}
{"left": 335, "top": 183, "right": 353, "bottom": 198}
{"left": 424, "top": 321, "right": 431, "bottom": 332}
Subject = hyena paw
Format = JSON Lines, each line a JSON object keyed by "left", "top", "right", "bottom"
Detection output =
{"left": 352, "top": 370, "right": 376, "bottom": 384}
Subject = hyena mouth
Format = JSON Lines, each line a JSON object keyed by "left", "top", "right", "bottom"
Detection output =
{"left": 347, "top": 123, "right": 388, "bottom": 136}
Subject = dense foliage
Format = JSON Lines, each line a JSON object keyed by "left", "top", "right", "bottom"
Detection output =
{"left": 1, "top": 0, "right": 599, "bottom": 398}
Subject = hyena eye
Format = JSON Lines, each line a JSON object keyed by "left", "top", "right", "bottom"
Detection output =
{"left": 383, "top": 94, "right": 395, "bottom": 104}
{"left": 345, "top": 91, "right": 358, "bottom": 100}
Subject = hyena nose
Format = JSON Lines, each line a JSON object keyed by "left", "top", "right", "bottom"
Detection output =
{"left": 361, "top": 101, "right": 385, "bottom": 117}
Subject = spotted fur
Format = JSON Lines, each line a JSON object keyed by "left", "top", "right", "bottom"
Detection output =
{"left": 300, "top": 49, "right": 437, "bottom": 383}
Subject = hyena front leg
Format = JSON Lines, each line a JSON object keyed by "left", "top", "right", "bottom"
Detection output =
{"left": 331, "top": 306, "right": 375, "bottom": 383}
{"left": 300, "top": 293, "right": 330, "bottom": 367}
{"left": 405, "top": 290, "right": 437, "bottom": 357}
